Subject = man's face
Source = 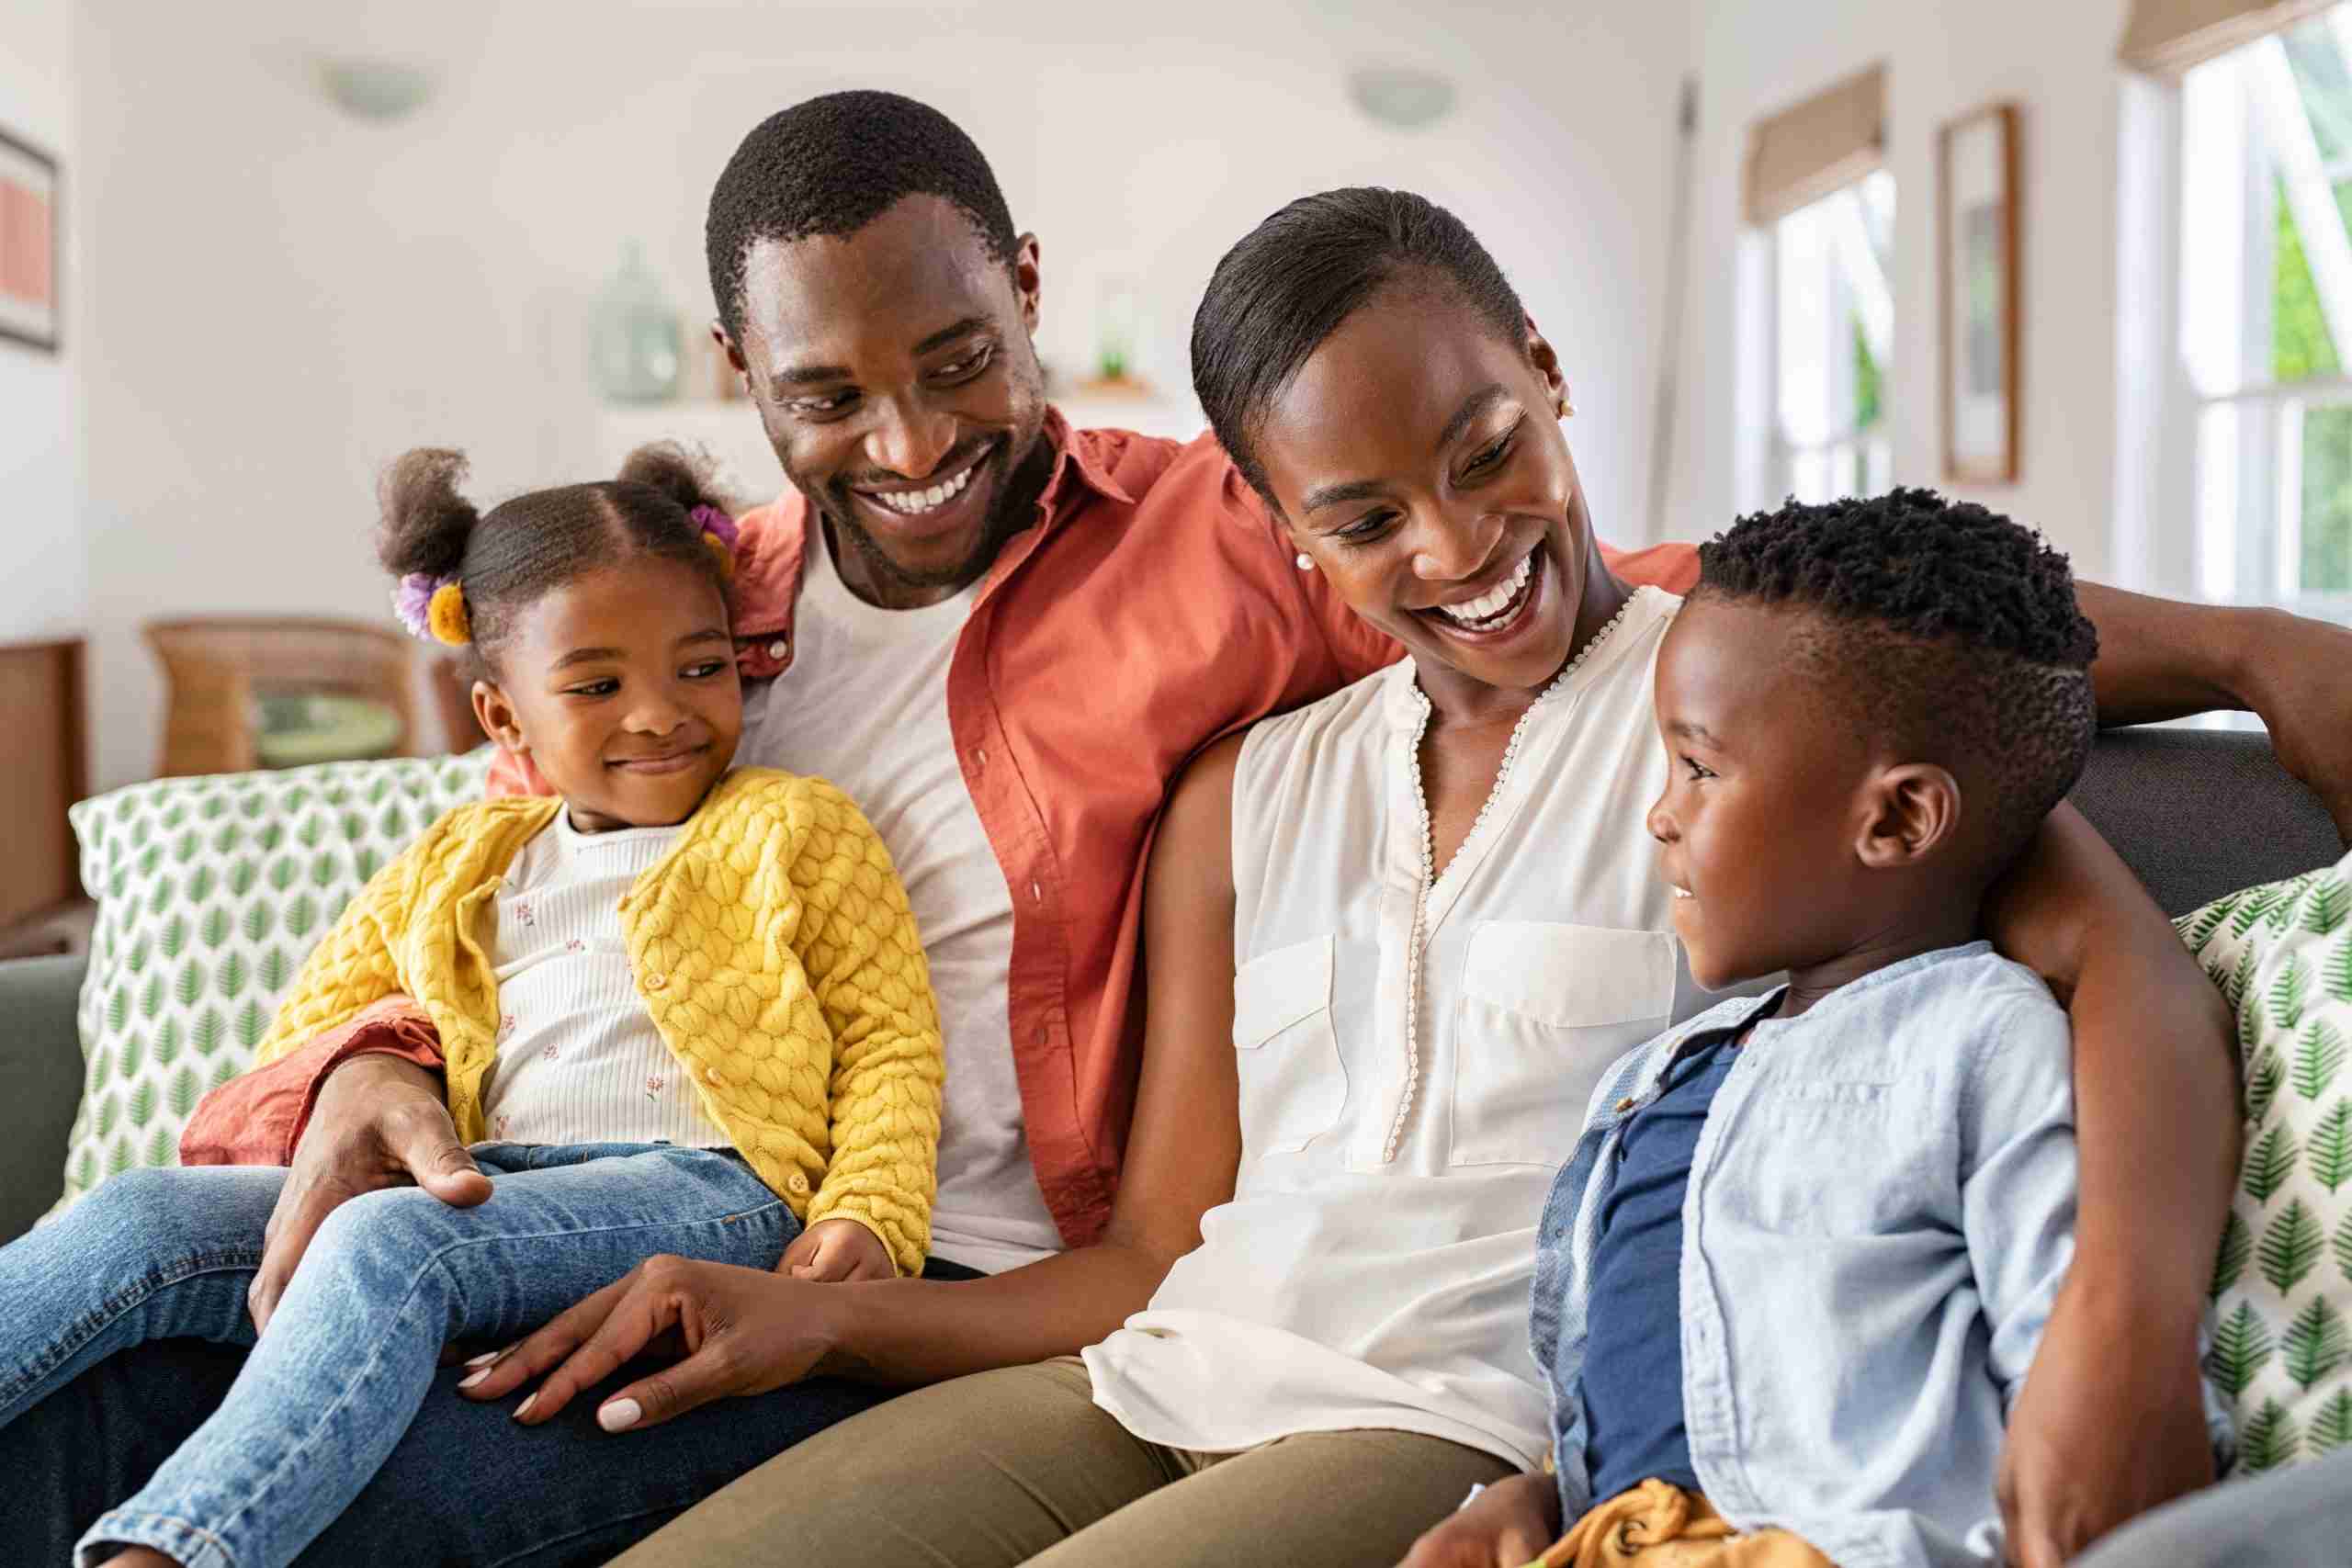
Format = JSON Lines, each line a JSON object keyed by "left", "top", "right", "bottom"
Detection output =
{"left": 721, "top": 195, "right": 1051, "bottom": 604}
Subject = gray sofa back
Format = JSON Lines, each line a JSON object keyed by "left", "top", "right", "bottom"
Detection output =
{"left": 2069, "top": 728, "right": 2343, "bottom": 917}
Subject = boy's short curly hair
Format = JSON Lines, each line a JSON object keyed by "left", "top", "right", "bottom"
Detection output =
{"left": 706, "top": 91, "right": 1020, "bottom": 341}
{"left": 1694, "top": 488, "right": 2100, "bottom": 871}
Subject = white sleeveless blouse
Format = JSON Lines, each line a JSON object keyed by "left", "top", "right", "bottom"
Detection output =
{"left": 1083, "top": 586, "right": 1709, "bottom": 1467}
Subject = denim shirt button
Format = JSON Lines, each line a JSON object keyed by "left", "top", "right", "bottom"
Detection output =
{"left": 1613, "top": 1096, "right": 1636, "bottom": 1112}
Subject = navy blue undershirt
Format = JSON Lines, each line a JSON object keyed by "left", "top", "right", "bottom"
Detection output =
{"left": 1578, "top": 1021, "right": 1752, "bottom": 1502}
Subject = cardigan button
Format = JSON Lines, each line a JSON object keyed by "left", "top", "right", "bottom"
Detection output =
{"left": 646, "top": 973, "right": 666, "bottom": 989}
{"left": 704, "top": 1066, "right": 722, "bottom": 1085}
{"left": 786, "top": 1171, "right": 810, "bottom": 1196}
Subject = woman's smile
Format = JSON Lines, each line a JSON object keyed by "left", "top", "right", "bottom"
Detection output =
{"left": 1412, "top": 539, "right": 1549, "bottom": 649}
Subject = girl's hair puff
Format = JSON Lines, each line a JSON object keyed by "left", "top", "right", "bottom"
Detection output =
{"left": 376, "top": 443, "right": 741, "bottom": 675}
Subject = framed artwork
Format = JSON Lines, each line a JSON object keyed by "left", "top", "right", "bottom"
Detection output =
{"left": 1939, "top": 102, "right": 2018, "bottom": 484}
{"left": 0, "top": 124, "right": 60, "bottom": 354}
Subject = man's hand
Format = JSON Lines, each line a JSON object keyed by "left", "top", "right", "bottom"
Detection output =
{"left": 458, "top": 1255, "right": 845, "bottom": 1432}
{"left": 779, "top": 1217, "right": 894, "bottom": 1281}
{"left": 1396, "top": 1471, "right": 1561, "bottom": 1568}
{"left": 2240, "top": 609, "right": 2352, "bottom": 843}
{"left": 1996, "top": 1279, "right": 2214, "bottom": 1568}
{"left": 248, "top": 1055, "right": 492, "bottom": 1333}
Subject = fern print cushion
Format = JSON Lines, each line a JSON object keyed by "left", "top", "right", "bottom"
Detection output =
{"left": 54, "top": 750, "right": 492, "bottom": 1212}
{"left": 2178, "top": 848, "right": 2352, "bottom": 1475}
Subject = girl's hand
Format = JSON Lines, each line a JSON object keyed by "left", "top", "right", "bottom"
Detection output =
{"left": 779, "top": 1218, "right": 893, "bottom": 1282}
{"left": 458, "top": 1255, "right": 847, "bottom": 1432}
{"left": 1396, "top": 1471, "right": 1562, "bottom": 1568}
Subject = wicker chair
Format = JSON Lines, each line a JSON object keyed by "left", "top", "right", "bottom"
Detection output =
{"left": 143, "top": 617, "right": 418, "bottom": 778}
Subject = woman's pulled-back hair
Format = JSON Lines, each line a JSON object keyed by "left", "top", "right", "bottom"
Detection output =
{"left": 378, "top": 443, "right": 739, "bottom": 673}
{"left": 1191, "top": 187, "right": 1527, "bottom": 511}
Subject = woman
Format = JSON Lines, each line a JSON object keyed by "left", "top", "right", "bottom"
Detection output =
{"left": 494, "top": 190, "right": 2234, "bottom": 1568}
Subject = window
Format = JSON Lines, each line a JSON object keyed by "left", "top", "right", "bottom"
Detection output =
{"left": 1769, "top": 171, "right": 1895, "bottom": 505}
{"left": 2180, "top": 5, "right": 2352, "bottom": 618}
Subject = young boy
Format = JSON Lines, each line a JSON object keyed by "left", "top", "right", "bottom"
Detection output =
{"left": 1413, "top": 491, "right": 2111, "bottom": 1568}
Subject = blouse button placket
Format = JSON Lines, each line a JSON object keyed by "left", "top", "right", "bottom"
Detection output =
{"left": 1385, "top": 594, "right": 1640, "bottom": 1164}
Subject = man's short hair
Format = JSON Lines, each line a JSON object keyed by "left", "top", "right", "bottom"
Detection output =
{"left": 706, "top": 90, "right": 1020, "bottom": 338}
{"left": 1693, "top": 488, "right": 2101, "bottom": 872}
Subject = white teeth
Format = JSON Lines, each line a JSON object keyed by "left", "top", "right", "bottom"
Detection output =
{"left": 1432, "top": 551, "right": 1535, "bottom": 627}
{"left": 876, "top": 461, "right": 977, "bottom": 515}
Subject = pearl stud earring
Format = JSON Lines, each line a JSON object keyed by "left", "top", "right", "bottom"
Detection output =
{"left": 1295, "top": 551, "right": 1314, "bottom": 570}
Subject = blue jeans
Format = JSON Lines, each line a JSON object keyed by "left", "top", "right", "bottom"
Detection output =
{"left": 0, "top": 1144, "right": 801, "bottom": 1568}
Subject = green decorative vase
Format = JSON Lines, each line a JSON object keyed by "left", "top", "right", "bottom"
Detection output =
{"left": 589, "top": 242, "right": 683, "bottom": 404}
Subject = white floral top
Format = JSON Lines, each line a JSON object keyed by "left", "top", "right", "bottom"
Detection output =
{"left": 478, "top": 810, "right": 729, "bottom": 1149}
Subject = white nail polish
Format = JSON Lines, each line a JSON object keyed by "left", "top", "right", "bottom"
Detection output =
{"left": 514, "top": 1393, "right": 537, "bottom": 1420}
{"left": 458, "top": 1367, "right": 492, "bottom": 1390}
{"left": 598, "top": 1398, "right": 643, "bottom": 1432}
{"left": 464, "top": 1349, "right": 500, "bottom": 1369}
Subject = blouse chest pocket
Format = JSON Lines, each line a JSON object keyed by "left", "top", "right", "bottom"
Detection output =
{"left": 1232, "top": 934, "right": 1348, "bottom": 1156}
{"left": 1451, "top": 922, "right": 1677, "bottom": 1168}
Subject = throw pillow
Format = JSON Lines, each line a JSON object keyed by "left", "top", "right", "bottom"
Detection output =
{"left": 2179, "top": 849, "right": 2352, "bottom": 1474}
{"left": 55, "top": 750, "right": 492, "bottom": 1210}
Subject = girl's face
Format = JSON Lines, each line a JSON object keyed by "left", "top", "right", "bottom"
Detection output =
{"left": 472, "top": 557, "right": 742, "bottom": 832}
{"left": 1251, "top": 283, "right": 1597, "bottom": 699}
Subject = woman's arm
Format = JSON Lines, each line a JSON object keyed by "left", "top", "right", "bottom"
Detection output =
{"left": 2072, "top": 585, "right": 2352, "bottom": 839}
{"left": 464, "top": 735, "right": 1250, "bottom": 1427}
{"left": 1983, "top": 802, "right": 2236, "bottom": 1568}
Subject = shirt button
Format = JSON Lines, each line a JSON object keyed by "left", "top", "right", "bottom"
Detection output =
{"left": 646, "top": 972, "right": 666, "bottom": 988}
{"left": 787, "top": 1171, "right": 810, "bottom": 1196}
{"left": 704, "top": 1066, "right": 722, "bottom": 1085}
{"left": 766, "top": 638, "right": 789, "bottom": 660}
{"left": 1614, "top": 1097, "right": 1636, "bottom": 1112}
{"left": 1031, "top": 881, "right": 1043, "bottom": 903}
{"left": 975, "top": 748, "right": 988, "bottom": 770}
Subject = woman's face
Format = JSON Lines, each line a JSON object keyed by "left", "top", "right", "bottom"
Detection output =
{"left": 1252, "top": 283, "right": 1591, "bottom": 696}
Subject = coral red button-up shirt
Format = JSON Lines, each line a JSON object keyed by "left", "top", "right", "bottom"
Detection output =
{"left": 191, "top": 412, "right": 1699, "bottom": 1250}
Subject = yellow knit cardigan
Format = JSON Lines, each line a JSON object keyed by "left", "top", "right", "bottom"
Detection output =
{"left": 250, "top": 768, "right": 944, "bottom": 1277}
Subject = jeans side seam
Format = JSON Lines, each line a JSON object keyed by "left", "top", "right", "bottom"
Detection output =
{"left": 0, "top": 1247, "right": 263, "bottom": 1415}
{"left": 179, "top": 1198, "right": 794, "bottom": 1558}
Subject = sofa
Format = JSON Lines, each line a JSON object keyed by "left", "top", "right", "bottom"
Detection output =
{"left": 0, "top": 726, "right": 2344, "bottom": 1249}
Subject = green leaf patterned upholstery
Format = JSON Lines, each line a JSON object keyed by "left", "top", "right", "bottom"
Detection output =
{"left": 2180, "top": 849, "right": 2352, "bottom": 1476}
{"left": 55, "top": 751, "right": 492, "bottom": 1211}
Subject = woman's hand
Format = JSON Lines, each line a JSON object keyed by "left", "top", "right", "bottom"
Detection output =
{"left": 780, "top": 1218, "right": 894, "bottom": 1282}
{"left": 1996, "top": 1278, "right": 2214, "bottom": 1568}
{"left": 459, "top": 1255, "right": 844, "bottom": 1432}
{"left": 1396, "top": 1472, "right": 1561, "bottom": 1568}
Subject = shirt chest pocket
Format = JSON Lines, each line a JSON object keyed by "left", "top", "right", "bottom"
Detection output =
{"left": 1716, "top": 1077, "right": 1946, "bottom": 1235}
{"left": 1231, "top": 934, "right": 1348, "bottom": 1156}
{"left": 1451, "top": 922, "right": 1677, "bottom": 1168}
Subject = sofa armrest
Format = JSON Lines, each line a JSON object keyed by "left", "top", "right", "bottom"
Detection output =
{"left": 0, "top": 954, "right": 87, "bottom": 1244}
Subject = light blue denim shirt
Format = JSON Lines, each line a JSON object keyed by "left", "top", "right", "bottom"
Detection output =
{"left": 1530, "top": 942, "right": 2076, "bottom": 1568}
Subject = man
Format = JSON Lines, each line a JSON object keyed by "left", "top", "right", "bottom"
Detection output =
{"left": 14, "top": 89, "right": 2352, "bottom": 1568}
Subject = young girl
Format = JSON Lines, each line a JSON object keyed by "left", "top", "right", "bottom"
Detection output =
{"left": 0, "top": 445, "right": 944, "bottom": 1568}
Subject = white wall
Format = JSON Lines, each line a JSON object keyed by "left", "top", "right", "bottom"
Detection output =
{"left": 73, "top": 0, "right": 1694, "bottom": 789}
{"left": 1667, "top": 0, "right": 2135, "bottom": 581}
{"left": 0, "top": 0, "right": 79, "bottom": 642}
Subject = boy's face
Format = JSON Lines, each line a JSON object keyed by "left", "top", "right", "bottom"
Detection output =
{"left": 472, "top": 558, "right": 743, "bottom": 832}
{"left": 1646, "top": 598, "right": 1877, "bottom": 991}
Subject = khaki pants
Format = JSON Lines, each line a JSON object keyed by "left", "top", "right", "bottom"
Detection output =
{"left": 612, "top": 1356, "right": 1515, "bottom": 1567}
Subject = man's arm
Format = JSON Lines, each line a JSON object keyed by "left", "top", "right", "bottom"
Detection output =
{"left": 462, "top": 733, "right": 1251, "bottom": 1426}
{"left": 1984, "top": 804, "right": 2233, "bottom": 1568}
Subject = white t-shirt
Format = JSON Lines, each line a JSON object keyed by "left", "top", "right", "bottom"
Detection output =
{"left": 479, "top": 812, "right": 729, "bottom": 1149}
{"left": 1085, "top": 587, "right": 1713, "bottom": 1468}
{"left": 735, "top": 531, "right": 1064, "bottom": 1275}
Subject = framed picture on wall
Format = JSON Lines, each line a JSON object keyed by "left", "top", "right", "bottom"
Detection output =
{"left": 0, "top": 124, "right": 60, "bottom": 355}
{"left": 1939, "top": 102, "right": 2018, "bottom": 484}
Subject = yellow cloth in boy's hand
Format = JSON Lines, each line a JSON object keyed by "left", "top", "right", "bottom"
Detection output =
{"left": 1529, "top": 1480, "right": 1833, "bottom": 1568}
